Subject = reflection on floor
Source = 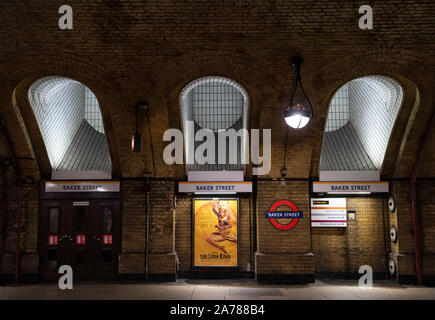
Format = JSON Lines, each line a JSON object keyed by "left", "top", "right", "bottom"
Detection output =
{"left": 1, "top": 279, "right": 434, "bottom": 300}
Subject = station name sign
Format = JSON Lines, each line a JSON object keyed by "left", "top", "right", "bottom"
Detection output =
{"left": 312, "top": 181, "right": 388, "bottom": 193}
{"left": 265, "top": 211, "right": 303, "bottom": 219}
{"left": 45, "top": 181, "right": 120, "bottom": 193}
{"left": 179, "top": 182, "right": 252, "bottom": 193}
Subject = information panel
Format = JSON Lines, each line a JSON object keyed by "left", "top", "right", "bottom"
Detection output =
{"left": 193, "top": 199, "right": 238, "bottom": 267}
{"left": 311, "top": 198, "right": 347, "bottom": 227}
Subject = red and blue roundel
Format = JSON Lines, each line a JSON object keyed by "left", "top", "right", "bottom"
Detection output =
{"left": 265, "top": 199, "right": 303, "bottom": 231}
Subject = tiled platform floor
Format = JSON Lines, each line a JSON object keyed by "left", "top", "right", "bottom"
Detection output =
{"left": 1, "top": 279, "right": 434, "bottom": 300}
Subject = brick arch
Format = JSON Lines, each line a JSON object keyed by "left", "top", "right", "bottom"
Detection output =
{"left": 3, "top": 56, "right": 122, "bottom": 179}
{"left": 308, "top": 51, "right": 431, "bottom": 179}
{"left": 318, "top": 75, "right": 406, "bottom": 173}
{"left": 154, "top": 49, "right": 434, "bottom": 180}
{"left": 159, "top": 50, "right": 279, "bottom": 179}
{"left": 179, "top": 76, "right": 250, "bottom": 173}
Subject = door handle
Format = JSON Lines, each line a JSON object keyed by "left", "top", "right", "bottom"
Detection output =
{"left": 60, "top": 234, "right": 73, "bottom": 241}
{"left": 58, "top": 234, "right": 68, "bottom": 243}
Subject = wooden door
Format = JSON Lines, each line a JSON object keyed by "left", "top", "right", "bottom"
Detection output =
{"left": 40, "top": 199, "right": 121, "bottom": 281}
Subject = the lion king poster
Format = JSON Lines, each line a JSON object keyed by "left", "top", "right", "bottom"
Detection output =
{"left": 193, "top": 199, "right": 238, "bottom": 267}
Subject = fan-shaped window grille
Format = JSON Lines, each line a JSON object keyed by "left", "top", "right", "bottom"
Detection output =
{"left": 180, "top": 77, "right": 249, "bottom": 172}
{"left": 325, "top": 84, "right": 349, "bottom": 132}
{"left": 320, "top": 76, "right": 403, "bottom": 171}
{"left": 85, "top": 87, "right": 104, "bottom": 134}
{"left": 28, "top": 77, "right": 111, "bottom": 172}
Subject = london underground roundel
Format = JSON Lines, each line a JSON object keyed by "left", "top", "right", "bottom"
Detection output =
{"left": 265, "top": 199, "right": 303, "bottom": 231}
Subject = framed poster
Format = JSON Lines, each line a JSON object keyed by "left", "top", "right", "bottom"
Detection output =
{"left": 193, "top": 198, "right": 238, "bottom": 267}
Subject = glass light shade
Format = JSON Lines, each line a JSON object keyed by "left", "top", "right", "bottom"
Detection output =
{"left": 284, "top": 110, "right": 311, "bottom": 129}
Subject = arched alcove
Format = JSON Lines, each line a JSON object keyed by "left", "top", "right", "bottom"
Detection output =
{"left": 320, "top": 76, "right": 403, "bottom": 172}
{"left": 28, "top": 77, "right": 111, "bottom": 175}
{"left": 179, "top": 76, "right": 249, "bottom": 172}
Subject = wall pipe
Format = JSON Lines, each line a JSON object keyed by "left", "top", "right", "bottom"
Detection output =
{"left": 410, "top": 110, "right": 434, "bottom": 285}
{"left": 143, "top": 103, "right": 154, "bottom": 282}
{"left": 145, "top": 177, "right": 150, "bottom": 282}
{"left": 252, "top": 174, "right": 258, "bottom": 278}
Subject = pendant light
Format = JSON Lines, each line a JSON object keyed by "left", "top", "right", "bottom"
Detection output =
{"left": 283, "top": 56, "right": 313, "bottom": 129}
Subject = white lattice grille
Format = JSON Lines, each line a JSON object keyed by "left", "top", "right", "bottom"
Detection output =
{"left": 325, "top": 83, "right": 349, "bottom": 132}
{"left": 85, "top": 87, "right": 104, "bottom": 134}
{"left": 191, "top": 80, "right": 243, "bottom": 132}
{"left": 28, "top": 77, "right": 111, "bottom": 171}
{"left": 321, "top": 76, "right": 403, "bottom": 171}
{"left": 180, "top": 76, "right": 249, "bottom": 172}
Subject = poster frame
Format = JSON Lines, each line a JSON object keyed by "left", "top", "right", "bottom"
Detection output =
{"left": 191, "top": 197, "right": 240, "bottom": 269}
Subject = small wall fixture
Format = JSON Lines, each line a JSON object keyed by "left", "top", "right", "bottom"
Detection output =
{"left": 131, "top": 102, "right": 148, "bottom": 152}
{"left": 131, "top": 132, "right": 142, "bottom": 152}
{"left": 280, "top": 167, "right": 287, "bottom": 185}
{"left": 283, "top": 56, "right": 313, "bottom": 129}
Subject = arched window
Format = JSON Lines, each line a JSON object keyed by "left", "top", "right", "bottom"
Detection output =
{"left": 320, "top": 76, "right": 403, "bottom": 171}
{"left": 180, "top": 77, "right": 249, "bottom": 172}
{"left": 28, "top": 77, "right": 111, "bottom": 173}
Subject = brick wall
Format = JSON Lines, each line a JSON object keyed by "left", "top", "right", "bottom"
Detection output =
{"left": 2, "top": 1, "right": 434, "bottom": 181}
{"left": 0, "top": 0, "right": 433, "bottom": 284}
{"left": 119, "top": 179, "right": 177, "bottom": 278}
{"left": 148, "top": 180, "right": 176, "bottom": 278}
{"left": 419, "top": 180, "right": 435, "bottom": 283}
{"left": 0, "top": 176, "right": 432, "bottom": 285}
{"left": 255, "top": 180, "right": 314, "bottom": 282}
{"left": 119, "top": 180, "right": 147, "bottom": 276}
{"left": 312, "top": 197, "right": 389, "bottom": 277}
{"left": 390, "top": 180, "right": 416, "bottom": 282}
{"left": 0, "top": 168, "right": 39, "bottom": 280}
{"left": 390, "top": 179, "right": 435, "bottom": 284}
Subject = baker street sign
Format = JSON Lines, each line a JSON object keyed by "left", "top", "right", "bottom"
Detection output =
{"left": 45, "top": 181, "right": 120, "bottom": 193}
{"left": 265, "top": 199, "right": 303, "bottom": 231}
{"left": 265, "top": 211, "right": 303, "bottom": 219}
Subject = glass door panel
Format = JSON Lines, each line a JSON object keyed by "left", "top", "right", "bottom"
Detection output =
{"left": 102, "top": 207, "right": 113, "bottom": 265}
{"left": 94, "top": 200, "right": 120, "bottom": 280}
{"left": 40, "top": 200, "right": 67, "bottom": 281}
{"left": 70, "top": 203, "right": 91, "bottom": 280}
{"left": 47, "top": 207, "right": 60, "bottom": 273}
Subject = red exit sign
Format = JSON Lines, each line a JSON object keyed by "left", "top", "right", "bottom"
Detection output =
{"left": 48, "top": 235, "right": 58, "bottom": 245}
{"left": 76, "top": 234, "right": 86, "bottom": 245}
{"left": 103, "top": 235, "right": 112, "bottom": 245}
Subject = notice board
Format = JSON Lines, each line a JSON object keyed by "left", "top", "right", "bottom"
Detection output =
{"left": 311, "top": 198, "right": 347, "bottom": 227}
